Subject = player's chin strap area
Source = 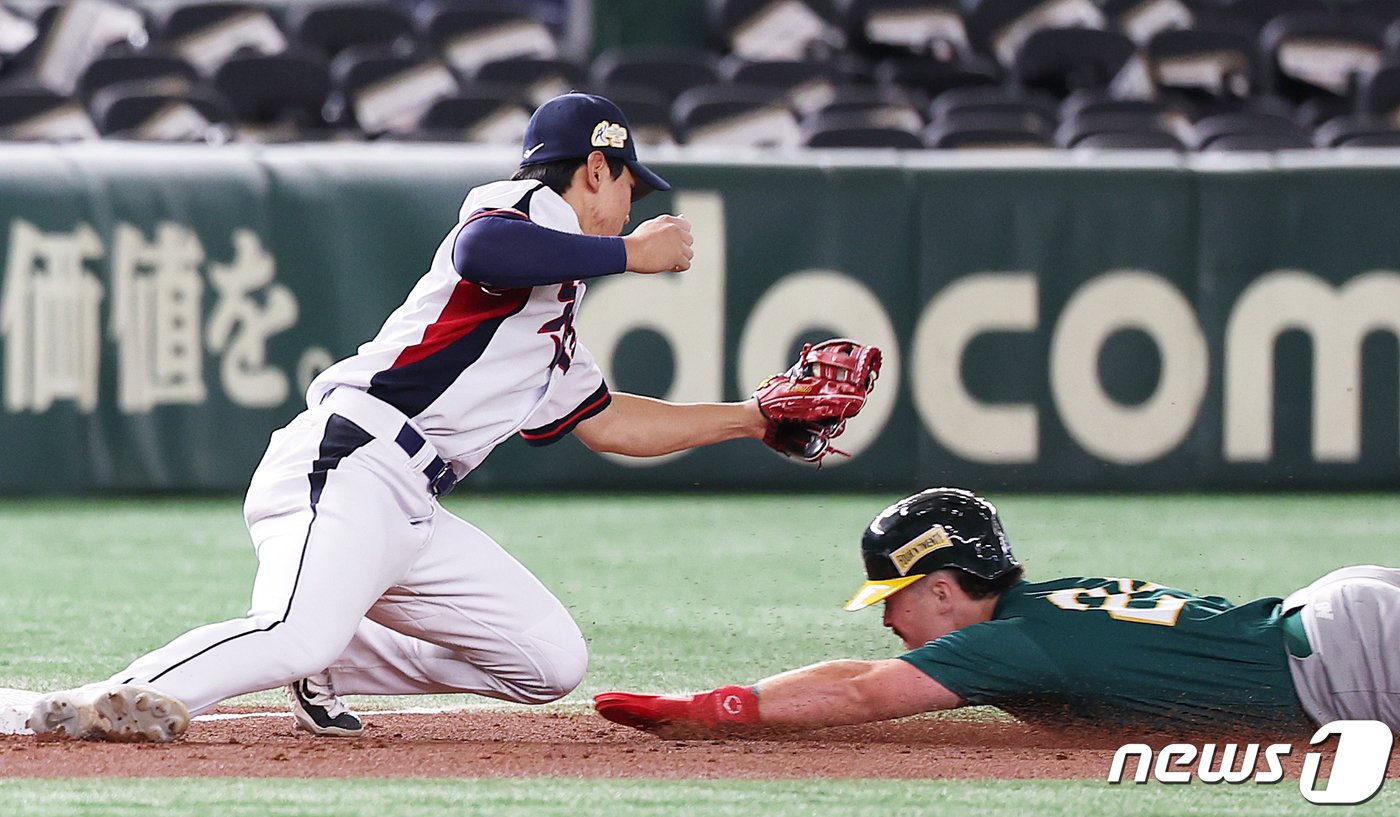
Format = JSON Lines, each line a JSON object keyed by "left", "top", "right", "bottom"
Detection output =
{"left": 320, "top": 387, "right": 459, "bottom": 497}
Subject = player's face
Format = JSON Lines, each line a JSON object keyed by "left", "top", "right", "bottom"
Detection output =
{"left": 591, "top": 164, "right": 635, "bottom": 236}
{"left": 882, "top": 579, "right": 949, "bottom": 649}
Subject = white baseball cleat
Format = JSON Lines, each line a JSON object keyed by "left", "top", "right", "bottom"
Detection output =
{"left": 28, "top": 683, "right": 189, "bottom": 742}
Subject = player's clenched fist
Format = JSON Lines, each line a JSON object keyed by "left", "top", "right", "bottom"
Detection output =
{"left": 622, "top": 214, "right": 693, "bottom": 274}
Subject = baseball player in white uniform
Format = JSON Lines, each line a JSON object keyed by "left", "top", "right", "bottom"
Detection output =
{"left": 27, "top": 93, "right": 769, "bottom": 741}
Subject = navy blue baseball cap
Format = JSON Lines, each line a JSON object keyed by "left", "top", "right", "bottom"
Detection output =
{"left": 519, "top": 93, "right": 670, "bottom": 199}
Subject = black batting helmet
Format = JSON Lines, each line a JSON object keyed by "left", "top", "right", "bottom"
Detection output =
{"left": 844, "top": 488, "right": 1020, "bottom": 611}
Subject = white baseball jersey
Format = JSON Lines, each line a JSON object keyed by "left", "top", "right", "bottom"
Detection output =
{"left": 110, "top": 178, "right": 609, "bottom": 715}
{"left": 308, "top": 180, "right": 611, "bottom": 475}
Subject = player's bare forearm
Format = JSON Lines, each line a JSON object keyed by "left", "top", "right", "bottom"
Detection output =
{"left": 574, "top": 393, "right": 766, "bottom": 456}
{"left": 592, "top": 659, "right": 962, "bottom": 737}
{"left": 752, "top": 659, "right": 962, "bottom": 728}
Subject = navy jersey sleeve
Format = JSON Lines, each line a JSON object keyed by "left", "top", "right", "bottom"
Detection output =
{"left": 452, "top": 211, "right": 627, "bottom": 289}
{"left": 898, "top": 619, "right": 1062, "bottom": 705}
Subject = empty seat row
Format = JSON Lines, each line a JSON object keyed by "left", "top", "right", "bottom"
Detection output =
{"left": 715, "top": 0, "right": 1400, "bottom": 113}
{"left": 0, "top": 0, "right": 567, "bottom": 91}
{"left": 715, "top": 0, "right": 1400, "bottom": 64}
{"left": 7, "top": 66, "right": 1399, "bottom": 152}
{"left": 3, "top": 0, "right": 1400, "bottom": 152}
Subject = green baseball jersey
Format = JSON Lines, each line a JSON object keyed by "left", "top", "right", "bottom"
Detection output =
{"left": 900, "top": 577, "right": 1310, "bottom": 729}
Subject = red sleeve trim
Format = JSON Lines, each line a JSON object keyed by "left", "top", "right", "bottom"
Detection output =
{"left": 520, "top": 384, "right": 611, "bottom": 447}
{"left": 463, "top": 207, "right": 530, "bottom": 225}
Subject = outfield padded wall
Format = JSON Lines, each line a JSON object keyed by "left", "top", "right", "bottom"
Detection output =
{"left": 1, "top": 144, "right": 1398, "bottom": 493}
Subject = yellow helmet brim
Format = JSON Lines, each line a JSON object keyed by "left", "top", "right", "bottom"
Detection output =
{"left": 843, "top": 574, "right": 926, "bottom": 611}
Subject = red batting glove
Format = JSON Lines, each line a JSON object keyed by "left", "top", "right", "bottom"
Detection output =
{"left": 593, "top": 686, "right": 761, "bottom": 737}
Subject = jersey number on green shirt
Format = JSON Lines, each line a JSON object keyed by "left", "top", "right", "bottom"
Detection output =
{"left": 1044, "top": 579, "right": 1187, "bottom": 626}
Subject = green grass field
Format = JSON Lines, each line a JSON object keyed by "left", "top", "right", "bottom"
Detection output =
{"left": 1, "top": 492, "right": 1397, "bottom": 815}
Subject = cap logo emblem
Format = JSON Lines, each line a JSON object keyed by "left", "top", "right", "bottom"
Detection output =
{"left": 889, "top": 525, "right": 952, "bottom": 576}
{"left": 591, "top": 120, "right": 628, "bottom": 148}
{"left": 522, "top": 142, "right": 545, "bottom": 160}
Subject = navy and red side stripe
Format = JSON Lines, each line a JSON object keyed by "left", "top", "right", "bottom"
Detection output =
{"left": 367, "top": 282, "right": 531, "bottom": 418}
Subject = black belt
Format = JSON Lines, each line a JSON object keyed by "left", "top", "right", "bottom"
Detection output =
{"left": 394, "top": 424, "right": 458, "bottom": 497}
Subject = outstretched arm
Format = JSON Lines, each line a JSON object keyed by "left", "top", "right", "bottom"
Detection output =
{"left": 593, "top": 658, "right": 962, "bottom": 737}
{"left": 755, "top": 659, "right": 962, "bottom": 728}
{"left": 573, "top": 392, "right": 766, "bottom": 457}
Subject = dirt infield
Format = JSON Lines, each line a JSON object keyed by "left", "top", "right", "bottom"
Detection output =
{"left": 2, "top": 709, "right": 1394, "bottom": 779}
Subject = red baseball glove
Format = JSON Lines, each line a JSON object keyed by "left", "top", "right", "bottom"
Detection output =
{"left": 752, "top": 339, "right": 882, "bottom": 463}
{"left": 593, "top": 686, "right": 760, "bottom": 738}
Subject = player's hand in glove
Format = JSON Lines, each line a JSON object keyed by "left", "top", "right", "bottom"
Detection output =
{"left": 752, "top": 338, "right": 882, "bottom": 464}
{"left": 593, "top": 686, "right": 761, "bottom": 739}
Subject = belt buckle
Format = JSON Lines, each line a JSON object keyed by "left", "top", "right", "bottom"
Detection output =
{"left": 425, "top": 458, "right": 457, "bottom": 497}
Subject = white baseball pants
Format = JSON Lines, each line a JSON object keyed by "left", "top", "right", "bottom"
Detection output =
{"left": 1284, "top": 564, "right": 1400, "bottom": 730}
{"left": 110, "top": 391, "right": 587, "bottom": 715}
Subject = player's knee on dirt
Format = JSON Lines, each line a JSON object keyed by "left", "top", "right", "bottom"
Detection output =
{"left": 506, "top": 621, "right": 588, "bottom": 704}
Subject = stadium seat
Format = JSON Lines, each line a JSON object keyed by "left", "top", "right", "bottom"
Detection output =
{"left": 923, "top": 110, "right": 1055, "bottom": 148}
{"left": 89, "top": 78, "right": 234, "bottom": 141}
{"left": 1, "top": 9, "right": 43, "bottom": 82}
{"left": 1146, "top": 28, "right": 1257, "bottom": 99}
{"left": 286, "top": 2, "right": 414, "bottom": 60}
{"left": 1013, "top": 28, "right": 1141, "bottom": 98}
{"left": 417, "top": 5, "right": 559, "bottom": 74}
{"left": 964, "top": 0, "right": 1107, "bottom": 68}
{"left": 1101, "top": 0, "right": 1194, "bottom": 46}
{"left": 816, "top": 83, "right": 925, "bottom": 132}
{"left": 874, "top": 52, "right": 1002, "bottom": 100}
{"left": 1294, "top": 95, "right": 1356, "bottom": 129}
{"left": 803, "top": 109, "right": 923, "bottom": 147}
{"left": 0, "top": 5, "right": 40, "bottom": 68}
{"left": 1059, "top": 89, "right": 1177, "bottom": 121}
{"left": 16, "top": 2, "right": 149, "bottom": 95}
{"left": 156, "top": 2, "right": 288, "bottom": 76}
{"left": 1201, "top": 130, "right": 1313, "bottom": 150}
{"left": 474, "top": 57, "right": 584, "bottom": 106}
{"left": 591, "top": 48, "right": 723, "bottom": 100}
{"left": 0, "top": 82, "right": 99, "bottom": 140}
{"left": 1206, "top": 0, "right": 1328, "bottom": 35}
{"left": 1313, "top": 114, "right": 1400, "bottom": 147}
{"left": 841, "top": 0, "right": 969, "bottom": 63}
{"left": 77, "top": 50, "right": 200, "bottom": 102}
{"left": 672, "top": 84, "right": 799, "bottom": 147}
{"left": 411, "top": 85, "right": 532, "bottom": 143}
{"left": 328, "top": 46, "right": 460, "bottom": 136}
{"left": 1259, "top": 11, "right": 1385, "bottom": 104}
{"left": 1058, "top": 91, "right": 1193, "bottom": 141}
{"left": 1359, "top": 61, "right": 1400, "bottom": 121}
{"left": 711, "top": 0, "right": 843, "bottom": 61}
{"left": 930, "top": 85, "right": 1059, "bottom": 132}
{"left": 1192, "top": 110, "right": 1313, "bottom": 150}
{"left": 1070, "top": 129, "right": 1186, "bottom": 149}
{"left": 1155, "top": 88, "right": 1296, "bottom": 123}
{"left": 213, "top": 49, "right": 333, "bottom": 139}
{"left": 724, "top": 57, "right": 857, "bottom": 115}
{"left": 1055, "top": 109, "right": 1183, "bottom": 148}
